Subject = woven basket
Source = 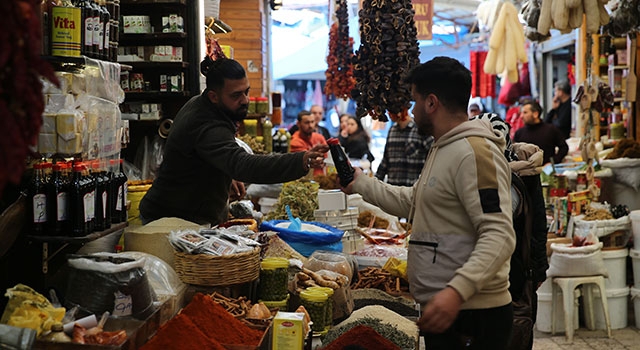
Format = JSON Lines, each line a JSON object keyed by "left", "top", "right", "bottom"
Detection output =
{"left": 173, "top": 247, "right": 260, "bottom": 286}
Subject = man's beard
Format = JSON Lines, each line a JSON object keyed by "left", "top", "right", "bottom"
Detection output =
{"left": 219, "top": 103, "right": 248, "bottom": 122}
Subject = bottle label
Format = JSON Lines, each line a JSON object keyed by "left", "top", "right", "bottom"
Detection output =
{"left": 116, "top": 185, "right": 123, "bottom": 211}
{"left": 84, "top": 15, "right": 93, "bottom": 46}
{"left": 102, "top": 191, "right": 108, "bottom": 218}
{"left": 84, "top": 191, "right": 95, "bottom": 222}
{"left": 92, "top": 15, "right": 100, "bottom": 47}
{"left": 113, "top": 291, "right": 133, "bottom": 317}
{"left": 104, "top": 24, "right": 110, "bottom": 50}
{"left": 57, "top": 192, "right": 68, "bottom": 221}
{"left": 33, "top": 194, "right": 47, "bottom": 223}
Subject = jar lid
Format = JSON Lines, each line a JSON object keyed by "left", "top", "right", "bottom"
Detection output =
{"left": 250, "top": 97, "right": 257, "bottom": 101}
{"left": 307, "top": 286, "right": 334, "bottom": 297}
{"left": 300, "top": 289, "right": 328, "bottom": 302}
{"left": 257, "top": 97, "right": 269, "bottom": 101}
{"left": 261, "top": 257, "right": 289, "bottom": 269}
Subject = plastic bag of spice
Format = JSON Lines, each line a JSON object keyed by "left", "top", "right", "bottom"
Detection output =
{"left": 65, "top": 253, "right": 156, "bottom": 320}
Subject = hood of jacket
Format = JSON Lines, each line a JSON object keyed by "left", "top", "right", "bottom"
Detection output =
{"left": 510, "top": 142, "right": 544, "bottom": 176}
{"left": 435, "top": 118, "right": 507, "bottom": 152}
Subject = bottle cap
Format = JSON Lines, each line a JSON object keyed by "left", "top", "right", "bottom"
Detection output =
{"left": 326, "top": 138, "right": 340, "bottom": 145}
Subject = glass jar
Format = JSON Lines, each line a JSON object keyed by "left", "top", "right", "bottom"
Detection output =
{"left": 299, "top": 289, "right": 328, "bottom": 333}
{"left": 307, "top": 286, "right": 334, "bottom": 330}
{"left": 256, "top": 97, "right": 269, "bottom": 114}
{"left": 258, "top": 257, "right": 289, "bottom": 301}
{"left": 248, "top": 97, "right": 257, "bottom": 114}
{"left": 244, "top": 119, "right": 258, "bottom": 137}
{"left": 262, "top": 117, "right": 273, "bottom": 153}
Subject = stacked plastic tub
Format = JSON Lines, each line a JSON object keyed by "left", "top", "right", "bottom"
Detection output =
{"left": 592, "top": 246, "right": 630, "bottom": 329}
{"left": 631, "top": 210, "right": 640, "bottom": 329}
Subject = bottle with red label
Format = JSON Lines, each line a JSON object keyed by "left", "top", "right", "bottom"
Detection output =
{"left": 28, "top": 163, "right": 49, "bottom": 235}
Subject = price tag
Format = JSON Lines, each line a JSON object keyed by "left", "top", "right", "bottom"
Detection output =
{"left": 112, "top": 291, "right": 133, "bottom": 317}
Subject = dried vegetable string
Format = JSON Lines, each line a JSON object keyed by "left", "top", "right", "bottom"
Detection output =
{"left": 352, "top": 0, "right": 420, "bottom": 122}
{"left": 324, "top": 0, "right": 355, "bottom": 100}
{"left": 0, "top": 0, "right": 59, "bottom": 196}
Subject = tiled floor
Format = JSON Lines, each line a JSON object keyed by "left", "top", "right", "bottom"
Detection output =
{"left": 533, "top": 327, "right": 640, "bottom": 350}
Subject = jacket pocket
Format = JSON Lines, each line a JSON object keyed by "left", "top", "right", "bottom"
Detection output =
{"left": 409, "top": 239, "right": 439, "bottom": 263}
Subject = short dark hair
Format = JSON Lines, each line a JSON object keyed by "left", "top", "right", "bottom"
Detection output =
{"left": 297, "top": 110, "right": 312, "bottom": 122}
{"left": 522, "top": 99, "right": 543, "bottom": 115}
{"left": 554, "top": 80, "right": 571, "bottom": 95}
{"left": 405, "top": 57, "right": 472, "bottom": 113}
{"left": 200, "top": 57, "right": 246, "bottom": 91}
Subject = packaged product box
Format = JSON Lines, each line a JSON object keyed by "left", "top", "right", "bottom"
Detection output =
{"left": 162, "top": 16, "right": 170, "bottom": 33}
{"left": 220, "top": 45, "right": 234, "bottom": 59}
{"left": 57, "top": 134, "right": 83, "bottom": 154}
{"left": 56, "top": 113, "right": 79, "bottom": 141}
{"left": 41, "top": 114, "right": 57, "bottom": 133}
{"left": 38, "top": 133, "right": 57, "bottom": 155}
{"left": 272, "top": 312, "right": 304, "bottom": 350}
{"left": 159, "top": 75, "right": 168, "bottom": 92}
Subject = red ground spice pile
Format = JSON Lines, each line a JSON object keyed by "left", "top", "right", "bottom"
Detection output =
{"left": 140, "top": 313, "right": 225, "bottom": 350}
{"left": 181, "top": 293, "right": 264, "bottom": 346}
{"left": 322, "top": 325, "right": 401, "bottom": 350}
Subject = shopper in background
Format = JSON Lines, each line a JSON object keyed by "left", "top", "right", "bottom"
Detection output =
{"left": 472, "top": 113, "right": 549, "bottom": 350}
{"left": 514, "top": 99, "right": 568, "bottom": 165}
{"left": 544, "top": 80, "right": 572, "bottom": 139}
{"left": 341, "top": 114, "right": 374, "bottom": 162}
{"left": 467, "top": 103, "right": 482, "bottom": 119}
{"left": 337, "top": 113, "right": 350, "bottom": 144}
{"left": 289, "top": 105, "right": 331, "bottom": 140}
{"left": 375, "top": 116, "right": 433, "bottom": 186}
{"left": 341, "top": 57, "right": 515, "bottom": 349}
{"left": 289, "top": 110, "right": 328, "bottom": 176}
{"left": 139, "top": 57, "right": 328, "bottom": 226}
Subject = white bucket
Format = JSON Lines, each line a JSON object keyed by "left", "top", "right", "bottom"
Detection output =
{"left": 632, "top": 249, "right": 640, "bottom": 289}
{"left": 631, "top": 210, "right": 640, "bottom": 250}
{"left": 258, "top": 197, "right": 278, "bottom": 215}
{"left": 631, "top": 287, "right": 640, "bottom": 329}
{"left": 593, "top": 286, "right": 630, "bottom": 330}
{"left": 602, "top": 248, "right": 629, "bottom": 289}
{"left": 536, "top": 290, "right": 580, "bottom": 333}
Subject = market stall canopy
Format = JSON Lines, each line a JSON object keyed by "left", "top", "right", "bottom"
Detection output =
{"left": 272, "top": 0, "right": 481, "bottom": 81}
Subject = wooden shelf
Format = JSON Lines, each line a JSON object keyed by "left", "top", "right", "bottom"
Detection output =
{"left": 125, "top": 91, "right": 191, "bottom": 98}
{"left": 28, "top": 222, "right": 128, "bottom": 244}
{"left": 119, "top": 32, "right": 188, "bottom": 45}
{"left": 118, "top": 61, "right": 190, "bottom": 69}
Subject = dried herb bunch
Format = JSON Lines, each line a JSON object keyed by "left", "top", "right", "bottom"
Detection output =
{"left": 265, "top": 180, "right": 319, "bottom": 221}
{"left": 351, "top": 0, "right": 420, "bottom": 122}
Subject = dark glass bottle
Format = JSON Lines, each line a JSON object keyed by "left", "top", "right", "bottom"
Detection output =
{"left": 74, "top": 0, "right": 93, "bottom": 57}
{"left": 117, "top": 159, "right": 128, "bottom": 222}
{"left": 110, "top": 159, "right": 121, "bottom": 223}
{"left": 99, "top": 162, "right": 112, "bottom": 229}
{"left": 90, "top": 0, "right": 101, "bottom": 57}
{"left": 29, "top": 163, "right": 49, "bottom": 235}
{"left": 91, "top": 162, "right": 106, "bottom": 231}
{"left": 327, "top": 138, "right": 355, "bottom": 187}
{"left": 100, "top": 0, "right": 110, "bottom": 61}
{"left": 81, "top": 164, "right": 95, "bottom": 234}
{"left": 47, "top": 163, "right": 69, "bottom": 236}
{"left": 70, "top": 164, "right": 86, "bottom": 236}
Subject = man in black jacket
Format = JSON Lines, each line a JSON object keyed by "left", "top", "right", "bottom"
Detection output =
{"left": 140, "top": 58, "right": 328, "bottom": 226}
{"left": 544, "top": 80, "right": 572, "bottom": 139}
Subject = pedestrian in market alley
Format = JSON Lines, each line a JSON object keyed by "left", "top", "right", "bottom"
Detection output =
{"left": 289, "top": 104, "right": 332, "bottom": 140}
{"left": 139, "top": 57, "right": 328, "bottom": 226}
{"left": 471, "top": 113, "right": 549, "bottom": 350}
{"left": 544, "top": 80, "right": 573, "bottom": 139}
{"left": 514, "top": 99, "right": 569, "bottom": 165}
{"left": 340, "top": 56, "right": 516, "bottom": 349}
{"left": 289, "top": 110, "right": 328, "bottom": 176}
{"left": 375, "top": 116, "right": 433, "bottom": 186}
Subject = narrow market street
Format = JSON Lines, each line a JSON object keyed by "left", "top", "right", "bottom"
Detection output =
{"left": 533, "top": 327, "right": 640, "bottom": 350}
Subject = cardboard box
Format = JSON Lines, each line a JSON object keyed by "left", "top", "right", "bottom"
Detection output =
{"left": 272, "top": 312, "right": 305, "bottom": 350}
{"left": 318, "top": 189, "right": 347, "bottom": 211}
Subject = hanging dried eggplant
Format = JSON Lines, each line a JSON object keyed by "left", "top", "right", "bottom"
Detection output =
{"left": 351, "top": 0, "right": 420, "bottom": 122}
{"left": 325, "top": 0, "right": 356, "bottom": 100}
{"left": 1, "top": 0, "right": 59, "bottom": 197}
{"left": 604, "top": 0, "right": 640, "bottom": 37}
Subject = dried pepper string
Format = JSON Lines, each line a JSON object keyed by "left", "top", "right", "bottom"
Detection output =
{"left": 324, "top": 0, "right": 356, "bottom": 101}
{"left": 1, "top": 0, "right": 59, "bottom": 197}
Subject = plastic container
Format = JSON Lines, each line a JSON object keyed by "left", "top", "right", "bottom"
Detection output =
{"left": 260, "top": 294, "right": 290, "bottom": 311}
{"left": 305, "top": 250, "right": 352, "bottom": 282}
{"left": 299, "top": 289, "right": 328, "bottom": 333}
{"left": 631, "top": 287, "right": 640, "bottom": 329}
{"left": 631, "top": 249, "right": 640, "bottom": 289}
{"left": 631, "top": 210, "right": 640, "bottom": 250}
{"left": 602, "top": 248, "right": 629, "bottom": 289}
{"left": 535, "top": 290, "right": 580, "bottom": 333}
{"left": 307, "top": 286, "right": 334, "bottom": 329}
{"left": 593, "top": 286, "right": 630, "bottom": 330}
{"left": 259, "top": 257, "right": 289, "bottom": 301}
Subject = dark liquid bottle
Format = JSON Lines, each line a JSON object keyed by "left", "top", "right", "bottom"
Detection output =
{"left": 91, "top": 162, "right": 106, "bottom": 231}
{"left": 100, "top": 163, "right": 112, "bottom": 229}
{"left": 90, "top": 0, "right": 101, "bottom": 58}
{"left": 100, "top": 0, "right": 110, "bottom": 61}
{"left": 29, "top": 163, "right": 49, "bottom": 235}
{"left": 327, "top": 138, "right": 355, "bottom": 187}
{"left": 47, "top": 163, "right": 69, "bottom": 236}
{"left": 81, "top": 164, "right": 95, "bottom": 234}
{"left": 117, "top": 159, "right": 128, "bottom": 222}
{"left": 70, "top": 164, "right": 86, "bottom": 236}
{"left": 74, "top": 0, "right": 93, "bottom": 57}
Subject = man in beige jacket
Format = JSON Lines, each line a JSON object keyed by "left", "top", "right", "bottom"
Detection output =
{"left": 342, "top": 57, "right": 516, "bottom": 349}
